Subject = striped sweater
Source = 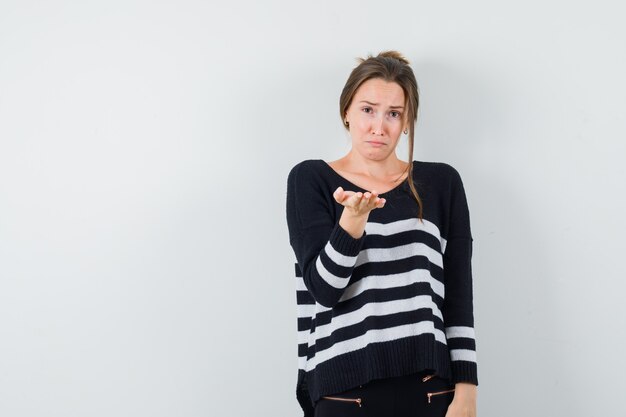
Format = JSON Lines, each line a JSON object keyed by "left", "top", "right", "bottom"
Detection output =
{"left": 286, "top": 159, "right": 478, "bottom": 415}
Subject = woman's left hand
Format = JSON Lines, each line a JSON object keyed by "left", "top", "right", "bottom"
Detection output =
{"left": 445, "top": 382, "right": 476, "bottom": 417}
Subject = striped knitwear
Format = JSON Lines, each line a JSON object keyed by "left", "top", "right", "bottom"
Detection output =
{"left": 286, "top": 159, "right": 478, "bottom": 415}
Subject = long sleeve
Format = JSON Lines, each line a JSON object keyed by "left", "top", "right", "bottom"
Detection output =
{"left": 286, "top": 161, "right": 366, "bottom": 308}
{"left": 441, "top": 166, "right": 478, "bottom": 385}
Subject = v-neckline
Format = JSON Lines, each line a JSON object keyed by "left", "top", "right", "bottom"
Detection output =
{"left": 319, "top": 159, "right": 414, "bottom": 196}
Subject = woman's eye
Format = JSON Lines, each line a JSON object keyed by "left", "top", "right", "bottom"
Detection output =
{"left": 362, "top": 107, "right": 372, "bottom": 113}
{"left": 390, "top": 111, "right": 401, "bottom": 118}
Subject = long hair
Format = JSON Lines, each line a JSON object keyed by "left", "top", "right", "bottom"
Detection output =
{"left": 339, "top": 50, "right": 423, "bottom": 221}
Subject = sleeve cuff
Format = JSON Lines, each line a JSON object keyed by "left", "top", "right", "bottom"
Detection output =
{"left": 450, "top": 360, "right": 478, "bottom": 386}
{"left": 328, "top": 222, "right": 367, "bottom": 256}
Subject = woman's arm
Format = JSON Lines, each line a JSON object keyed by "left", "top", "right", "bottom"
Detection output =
{"left": 286, "top": 162, "right": 384, "bottom": 308}
{"left": 441, "top": 166, "right": 478, "bottom": 416}
{"left": 286, "top": 162, "right": 363, "bottom": 308}
{"left": 441, "top": 165, "right": 478, "bottom": 385}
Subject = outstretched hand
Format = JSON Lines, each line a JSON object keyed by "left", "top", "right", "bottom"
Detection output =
{"left": 333, "top": 186, "right": 386, "bottom": 217}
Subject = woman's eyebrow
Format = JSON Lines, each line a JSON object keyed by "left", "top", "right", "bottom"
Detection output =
{"left": 359, "top": 100, "right": 404, "bottom": 109}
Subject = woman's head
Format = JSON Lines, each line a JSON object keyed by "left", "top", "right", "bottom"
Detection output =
{"left": 340, "top": 50, "right": 419, "bottom": 149}
{"left": 339, "top": 50, "right": 424, "bottom": 219}
{"left": 342, "top": 77, "right": 407, "bottom": 161}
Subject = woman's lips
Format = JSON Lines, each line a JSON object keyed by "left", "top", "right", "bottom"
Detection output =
{"left": 367, "top": 141, "right": 385, "bottom": 147}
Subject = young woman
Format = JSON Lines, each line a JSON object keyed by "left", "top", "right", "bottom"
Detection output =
{"left": 286, "top": 51, "right": 478, "bottom": 417}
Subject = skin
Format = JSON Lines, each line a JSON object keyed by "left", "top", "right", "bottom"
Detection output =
{"left": 331, "top": 77, "right": 477, "bottom": 417}
{"left": 331, "top": 78, "right": 408, "bottom": 238}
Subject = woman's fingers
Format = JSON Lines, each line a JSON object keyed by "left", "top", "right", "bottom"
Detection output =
{"left": 364, "top": 191, "right": 384, "bottom": 209}
{"left": 355, "top": 191, "right": 385, "bottom": 211}
{"left": 333, "top": 187, "right": 344, "bottom": 203}
{"left": 368, "top": 191, "right": 386, "bottom": 208}
{"left": 334, "top": 187, "right": 385, "bottom": 211}
{"left": 346, "top": 192, "right": 359, "bottom": 208}
{"left": 334, "top": 187, "right": 355, "bottom": 204}
{"left": 361, "top": 191, "right": 376, "bottom": 210}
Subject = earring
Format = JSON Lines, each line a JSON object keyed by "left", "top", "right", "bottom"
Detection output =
{"left": 403, "top": 128, "right": 408, "bottom": 135}
{"left": 344, "top": 120, "right": 350, "bottom": 127}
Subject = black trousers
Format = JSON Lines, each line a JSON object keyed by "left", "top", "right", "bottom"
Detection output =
{"left": 313, "top": 370, "right": 455, "bottom": 417}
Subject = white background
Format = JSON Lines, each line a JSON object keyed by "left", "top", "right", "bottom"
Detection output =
{"left": 1, "top": 1, "right": 625, "bottom": 416}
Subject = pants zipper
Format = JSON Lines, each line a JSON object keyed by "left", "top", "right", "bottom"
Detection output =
{"left": 426, "top": 388, "right": 455, "bottom": 403}
{"left": 423, "top": 374, "right": 455, "bottom": 403}
{"left": 321, "top": 396, "right": 363, "bottom": 407}
{"left": 321, "top": 375, "right": 450, "bottom": 407}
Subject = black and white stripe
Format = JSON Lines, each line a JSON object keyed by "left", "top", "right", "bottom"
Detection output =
{"left": 295, "top": 218, "right": 476, "bottom": 372}
{"left": 287, "top": 158, "right": 478, "bottom": 409}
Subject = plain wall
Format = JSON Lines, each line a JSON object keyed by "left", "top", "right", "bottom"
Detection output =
{"left": 1, "top": 1, "right": 625, "bottom": 416}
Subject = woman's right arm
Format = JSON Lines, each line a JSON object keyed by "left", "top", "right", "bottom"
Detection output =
{"left": 286, "top": 162, "right": 382, "bottom": 308}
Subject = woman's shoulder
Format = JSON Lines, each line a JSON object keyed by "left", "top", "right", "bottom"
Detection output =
{"left": 289, "top": 158, "right": 323, "bottom": 172}
{"left": 413, "top": 160, "right": 464, "bottom": 184}
{"left": 287, "top": 159, "right": 328, "bottom": 184}
{"left": 287, "top": 159, "right": 328, "bottom": 183}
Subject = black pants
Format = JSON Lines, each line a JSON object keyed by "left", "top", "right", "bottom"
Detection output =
{"left": 314, "top": 370, "right": 454, "bottom": 417}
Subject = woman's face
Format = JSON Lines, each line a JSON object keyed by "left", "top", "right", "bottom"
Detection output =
{"left": 344, "top": 78, "right": 407, "bottom": 161}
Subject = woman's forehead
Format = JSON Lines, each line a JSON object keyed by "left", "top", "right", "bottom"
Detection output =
{"left": 353, "top": 79, "right": 405, "bottom": 105}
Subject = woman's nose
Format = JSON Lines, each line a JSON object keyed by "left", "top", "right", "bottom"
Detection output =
{"left": 371, "top": 115, "right": 385, "bottom": 135}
